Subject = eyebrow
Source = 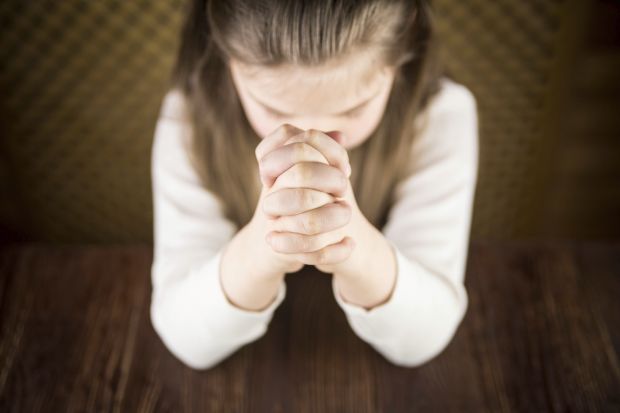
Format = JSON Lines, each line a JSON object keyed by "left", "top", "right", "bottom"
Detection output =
{"left": 246, "top": 84, "right": 382, "bottom": 117}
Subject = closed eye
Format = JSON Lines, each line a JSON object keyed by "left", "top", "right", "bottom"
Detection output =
{"left": 265, "top": 104, "right": 366, "bottom": 119}
{"left": 265, "top": 107, "right": 288, "bottom": 119}
{"left": 247, "top": 78, "right": 385, "bottom": 119}
{"left": 342, "top": 106, "right": 366, "bottom": 118}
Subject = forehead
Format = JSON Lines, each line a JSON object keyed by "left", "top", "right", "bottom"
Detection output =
{"left": 231, "top": 52, "right": 393, "bottom": 114}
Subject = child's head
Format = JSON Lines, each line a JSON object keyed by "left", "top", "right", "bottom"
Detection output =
{"left": 210, "top": 1, "right": 423, "bottom": 149}
{"left": 171, "top": 0, "right": 444, "bottom": 228}
{"left": 229, "top": 51, "right": 395, "bottom": 150}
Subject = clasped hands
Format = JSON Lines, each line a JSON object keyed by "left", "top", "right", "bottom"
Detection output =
{"left": 255, "top": 123, "right": 372, "bottom": 276}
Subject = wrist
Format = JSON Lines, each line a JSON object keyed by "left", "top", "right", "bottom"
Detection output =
{"left": 332, "top": 208, "right": 377, "bottom": 279}
{"left": 242, "top": 218, "right": 295, "bottom": 280}
{"left": 219, "top": 226, "right": 284, "bottom": 311}
{"left": 333, "top": 226, "right": 397, "bottom": 309}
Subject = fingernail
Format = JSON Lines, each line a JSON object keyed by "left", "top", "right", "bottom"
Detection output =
{"left": 346, "top": 164, "right": 352, "bottom": 177}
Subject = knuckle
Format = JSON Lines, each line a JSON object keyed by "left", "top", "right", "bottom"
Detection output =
{"left": 320, "top": 213, "right": 332, "bottom": 232}
{"left": 307, "top": 129, "right": 319, "bottom": 139}
{"left": 282, "top": 123, "right": 300, "bottom": 138}
{"left": 291, "top": 164, "right": 301, "bottom": 184}
{"left": 274, "top": 235, "right": 287, "bottom": 251}
{"left": 308, "top": 234, "right": 320, "bottom": 252}
{"left": 315, "top": 248, "right": 328, "bottom": 265}
{"left": 279, "top": 188, "right": 293, "bottom": 206}
{"left": 295, "top": 234, "right": 311, "bottom": 252}
{"left": 301, "top": 214, "right": 319, "bottom": 235}
{"left": 279, "top": 123, "right": 293, "bottom": 134}
{"left": 299, "top": 188, "right": 313, "bottom": 209}
{"left": 294, "top": 163, "right": 310, "bottom": 184}
{"left": 293, "top": 142, "right": 308, "bottom": 162}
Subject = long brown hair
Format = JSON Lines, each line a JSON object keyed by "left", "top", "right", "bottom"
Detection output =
{"left": 168, "top": 0, "right": 444, "bottom": 230}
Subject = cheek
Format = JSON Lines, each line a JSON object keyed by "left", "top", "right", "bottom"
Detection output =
{"left": 231, "top": 75, "right": 278, "bottom": 139}
{"left": 244, "top": 108, "right": 278, "bottom": 139}
{"left": 341, "top": 83, "right": 392, "bottom": 149}
{"left": 340, "top": 102, "right": 388, "bottom": 149}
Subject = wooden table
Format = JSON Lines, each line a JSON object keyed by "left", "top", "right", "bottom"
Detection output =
{"left": 0, "top": 240, "right": 618, "bottom": 412}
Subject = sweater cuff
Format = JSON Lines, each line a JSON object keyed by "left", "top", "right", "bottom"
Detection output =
{"left": 190, "top": 246, "right": 287, "bottom": 341}
{"left": 331, "top": 239, "right": 466, "bottom": 339}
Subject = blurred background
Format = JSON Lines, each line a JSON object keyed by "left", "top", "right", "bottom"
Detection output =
{"left": 0, "top": 0, "right": 618, "bottom": 244}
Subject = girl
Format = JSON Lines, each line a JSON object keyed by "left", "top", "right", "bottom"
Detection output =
{"left": 150, "top": 0, "right": 478, "bottom": 369}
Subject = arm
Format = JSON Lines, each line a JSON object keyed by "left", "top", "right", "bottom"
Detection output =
{"left": 150, "top": 90, "right": 287, "bottom": 370}
{"left": 331, "top": 79, "right": 479, "bottom": 367}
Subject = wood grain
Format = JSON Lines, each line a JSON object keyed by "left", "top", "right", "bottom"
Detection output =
{"left": 0, "top": 241, "right": 618, "bottom": 412}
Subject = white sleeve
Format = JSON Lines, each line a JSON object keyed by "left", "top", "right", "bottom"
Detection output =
{"left": 150, "top": 90, "right": 287, "bottom": 370}
{"left": 331, "top": 79, "right": 479, "bottom": 367}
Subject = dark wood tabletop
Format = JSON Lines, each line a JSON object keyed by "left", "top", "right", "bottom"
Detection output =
{"left": 0, "top": 240, "right": 618, "bottom": 412}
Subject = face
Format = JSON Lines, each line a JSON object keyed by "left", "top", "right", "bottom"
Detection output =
{"left": 228, "top": 52, "right": 396, "bottom": 150}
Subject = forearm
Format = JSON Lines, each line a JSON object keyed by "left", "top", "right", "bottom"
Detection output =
{"left": 331, "top": 238, "right": 468, "bottom": 367}
{"left": 150, "top": 240, "right": 288, "bottom": 369}
{"left": 219, "top": 223, "right": 287, "bottom": 312}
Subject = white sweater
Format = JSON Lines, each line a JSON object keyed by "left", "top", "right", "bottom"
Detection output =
{"left": 150, "top": 77, "right": 479, "bottom": 369}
